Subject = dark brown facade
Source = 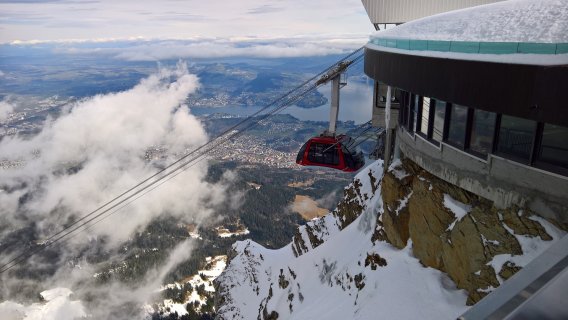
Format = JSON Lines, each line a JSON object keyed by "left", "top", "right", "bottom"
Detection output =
{"left": 364, "top": 48, "right": 568, "bottom": 127}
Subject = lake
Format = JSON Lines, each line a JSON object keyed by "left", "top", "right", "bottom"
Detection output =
{"left": 190, "top": 81, "right": 374, "bottom": 125}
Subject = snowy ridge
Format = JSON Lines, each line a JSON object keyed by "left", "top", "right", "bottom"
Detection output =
{"left": 215, "top": 160, "right": 470, "bottom": 320}
{"left": 292, "top": 162, "right": 383, "bottom": 257}
{"left": 444, "top": 194, "right": 473, "bottom": 231}
{"left": 487, "top": 215, "right": 565, "bottom": 285}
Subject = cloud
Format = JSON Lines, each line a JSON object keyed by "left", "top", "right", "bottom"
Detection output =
{"left": 248, "top": 5, "right": 283, "bottom": 15}
{"left": 0, "top": 61, "right": 237, "bottom": 318}
{"left": 0, "top": 288, "right": 87, "bottom": 320}
{"left": 0, "top": 0, "right": 372, "bottom": 43}
{"left": 37, "top": 36, "right": 367, "bottom": 61}
{"left": 316, "top": 190, "right": 340, "bottom": 209}
{"left": 0, "top": 100, "right": 14, "bottom": 121}
{"left": 0, "top": 240, "right": 196, "bottom": 320}
{"left": 0, "top": 61, "right": 230, "bottom": 247}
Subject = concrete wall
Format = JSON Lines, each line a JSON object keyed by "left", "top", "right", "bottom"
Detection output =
{"left": 397, "top": 127, "right": 568, "bottom": 225}
{"left": 361, "top": 0, "right": 502, "bottom": 24}
{"left": 372, "top": 108, "right": 398, "bottom": 129}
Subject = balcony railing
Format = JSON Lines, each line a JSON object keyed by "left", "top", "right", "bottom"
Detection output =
{"left": 368, "top": 37, "right": 568, "bottom": 55}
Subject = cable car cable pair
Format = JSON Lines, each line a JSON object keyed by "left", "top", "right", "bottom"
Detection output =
{"left": 0, "top": 48, "right": 365, "bottom": 273}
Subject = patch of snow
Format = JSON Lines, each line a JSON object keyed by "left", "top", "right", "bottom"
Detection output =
{"left": 474, "top": 270, "right": 481, "bottom": 276}
{"left": 157, "top": 255, "right": 227, "bottom": 317}
{"left": 389, "top": 159, "right": 410, "bottom": 180}
{"left": 477, "top": 286, "right": 496, "bottom": 293}
{"left": 481, "top": 234, "right": 500, "bottom": 246}
{"left": 394, "top": 191, "right": 412, "bottom": 216}
{"left": 216, "top": 227, "right": 250, "bottom": 238}
{"left": 488, "top": 216, "right": 566, "bottom": 282}
{"left": 444, "top": 194, "right": 472, "bottom": 231}
{"left": 188, "top": 230, "right": 202, "bottom": 240}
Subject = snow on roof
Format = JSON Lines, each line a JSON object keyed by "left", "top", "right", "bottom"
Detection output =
{"left": 373, "top": 0, "right": 568, "bottom": 43}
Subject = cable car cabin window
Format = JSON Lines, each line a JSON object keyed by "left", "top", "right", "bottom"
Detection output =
{"left": 308, "top": 142, "right": 340, "bottom": 166}
{"left": 536, "top": 124, "right": 568, "bottom": 172}
{"left": 470, "top": 110, "right": 496, "bottom": 156}
{"left": 342, "top": 145, "right": 355, "bottom": 168}
{"left": 497, "top": 115, "right": 536, "bottom": 162}
{"left": 447, "top": 104, "right": 468, "bottom": 148}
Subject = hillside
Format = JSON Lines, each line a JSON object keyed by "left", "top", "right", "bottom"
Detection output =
{"left": 214, "top": 159, "right": 566, "bottom": 319}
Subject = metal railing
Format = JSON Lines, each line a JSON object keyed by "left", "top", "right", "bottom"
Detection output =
{"left": 368, "top": 37, "right": 568, "bottom": 55}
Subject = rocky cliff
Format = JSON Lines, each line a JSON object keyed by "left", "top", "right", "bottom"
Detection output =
{"left": 379, "top": 159, "right": 565, "bottom": 305}
{"left": 214, "top": 159, "right": 566, "bottom": 319}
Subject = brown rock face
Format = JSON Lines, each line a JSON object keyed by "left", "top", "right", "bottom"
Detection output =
{"left": 381, "top": 169, "right": 413, "bottom": 249}
{"left": 381, "top": 159, "right": 564, "bottom": 305}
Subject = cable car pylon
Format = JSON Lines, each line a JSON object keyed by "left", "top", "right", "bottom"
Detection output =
{"left": 296, "top": 59, "right": 365, "bottom": 172}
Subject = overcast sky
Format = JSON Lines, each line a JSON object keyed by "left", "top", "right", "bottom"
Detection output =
{"left": 0, "top": 0, "right": 374, "bottom": 43}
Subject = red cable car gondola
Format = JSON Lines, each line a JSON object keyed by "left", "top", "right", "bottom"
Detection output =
{"left": 295, "top": 59, "right": 365, "bottom": 172}
{"left": 296, "top": 134, "right": 364, "bottom": 172}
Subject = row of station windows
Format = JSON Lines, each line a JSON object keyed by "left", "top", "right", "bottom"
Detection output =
{"left": 396, "top": 91, "right": 568, "bottom": 176}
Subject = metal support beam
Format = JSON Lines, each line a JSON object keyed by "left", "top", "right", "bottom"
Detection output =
{"left": 328, "top": 75, "right": 341, "bottom": 134}
{"left": 384, "top": 85, "right": 393, "bottom": 172}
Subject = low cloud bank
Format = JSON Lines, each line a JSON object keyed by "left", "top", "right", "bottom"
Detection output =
{"left": 0, "top": 62, "right": 233, "bottom": 318}
{"left": 10, "top": 36, "right": 367, "bottom": 61}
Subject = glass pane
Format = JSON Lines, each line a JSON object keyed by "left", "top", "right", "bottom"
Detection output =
{"left": 447, "top": 104, "right": 468, "bottom": 148}
{"left": 308, "top": 142, "right": 340, "bottom": 165}
{"left": 539, "top": 124, "right": 568, "bottom": 169}
{"left": 432, "top": 100, "right": 446, "bottom": 142}
{"left": 410, "top": 95, "right": 418, "bottom": 132}
{"left": 470, "top": 110, "right": 496, "bottom": 155}
{"left": 400, "top": 92, "right": 409, "bottom": 128}
{"left": 420, "top": 97, "right": 430, "bottom": 135}
{"left": 497, "top": 115, "right": 536, "bottom": 160}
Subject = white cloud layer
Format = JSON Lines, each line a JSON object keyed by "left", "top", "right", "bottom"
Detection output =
{"left": 0, "top": 0, "right": 373, "bottom": 43}
{"left": 0, "top": 62, "right": 236, "bottom": 319}
{"left": 0, "top": 61, "right": 228, "bottom": 246}
{"left": 0, "top": 100, "right": 15, "bottom": 121}
{"left": 8, "top": 36, "right": 368, "bottom": 60}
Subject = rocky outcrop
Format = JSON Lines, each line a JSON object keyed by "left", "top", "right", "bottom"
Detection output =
{"left": 380, "top": 159, "right": 566, "bottom": 305}
{"left": 291, "top": 162, "right": 382, "bottom": 257}
{"left": 215, "top": 159, "right": 565, "bottom": 320}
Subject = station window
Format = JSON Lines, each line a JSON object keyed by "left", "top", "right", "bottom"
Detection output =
{"left": 400, "top": 91, "right": 409, "bottom": 128}
{"left": 470, "top": 110, "right": 496, "bottom": 156}
{"left": 409, "top": 94, "right": 419, "bottom": 132}
{"left": 537, "top": 124, "right": 568, "bottom": 171}
{"left": 447, "top": 104, "right": 468, "bottom": 148}
{"left": 420, "top": 97, "right": 431, "bottom": 136}
{"left": 497, "top": 115, "right": 536, "bottom": 162}
{"left": 432, "top": 100, "right": 446, "bottom": 142}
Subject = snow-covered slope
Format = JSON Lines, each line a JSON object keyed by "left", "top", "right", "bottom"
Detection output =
{"left": 215, "top": 161, "right": 469, "bottom": 319}
{"left": 215, "top": 158, "right": 566, "bottom": 319}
